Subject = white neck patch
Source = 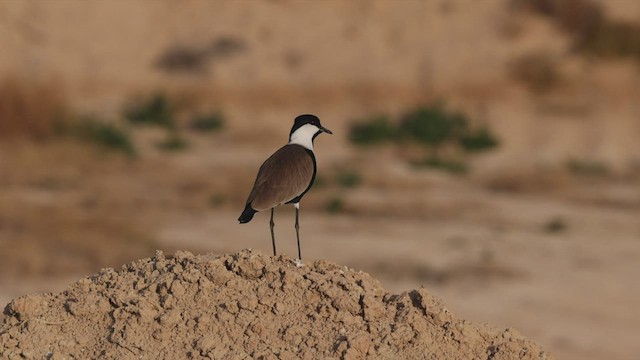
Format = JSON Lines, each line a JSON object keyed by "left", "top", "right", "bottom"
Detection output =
{"left": 288, "top": 123, "right": 319, "bottom": 150}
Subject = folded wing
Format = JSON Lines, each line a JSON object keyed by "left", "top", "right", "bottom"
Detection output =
{"left": 246, "top": 144, "right": 314, "bottom": 211}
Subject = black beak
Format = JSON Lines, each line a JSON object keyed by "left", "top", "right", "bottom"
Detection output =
{"left": 320, "top": 125, "right": 333, "bottom": 134}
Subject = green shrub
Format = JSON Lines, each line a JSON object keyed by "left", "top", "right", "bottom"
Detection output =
{"left": 124, "top": 93, "right": 174, "bottom": 128}
{"left": 190, "top": 112, "right": 225, "bottom": 132}
{"left": 413, "top": 156, "right": 468, "bottom": 175}
{"left": 157, "top": 132, "right": 189, "bottom": 151}
{"left": 335, "top": 170, "right": 362, "bottom": 188}
{"left": 544, "top": 217, "right": 568, "bottom": 234}
{"left": 73, "top": 117, "right": 135, "bottom": 156}
{"left": 460, "top": 127, "right": 500, "bottom": 152}
{"left": 399, "top": 106, "right": 468, "bottom": 147}
{"left": 347, "top": 104, "right": 500, "bottom": 175}
{"left": 325, "top": 197, "right": 345, "bottom": 214}
{"left": 208, "top": 193, "right": 226, "bottom": 207}
{"left": 566, "top": 159, "right": 609, "bottom": 177}
{"left": 348, "top": 115, "right": 396, "bottom": 145}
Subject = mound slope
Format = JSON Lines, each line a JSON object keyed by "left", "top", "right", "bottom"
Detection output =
{"left": 1, "top": 250, "right": 551, "bottom": 359}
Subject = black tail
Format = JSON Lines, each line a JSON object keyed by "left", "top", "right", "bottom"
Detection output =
{"left": 238, "top": 203, "right": 257, "bottom": 223}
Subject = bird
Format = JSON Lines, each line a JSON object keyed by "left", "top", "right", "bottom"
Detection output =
{"left": 238, "top": 114, "right": 332, "bottom": 260}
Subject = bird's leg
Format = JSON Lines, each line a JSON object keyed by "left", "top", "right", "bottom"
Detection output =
{"left": 270, "top": 208, "right": 276, "bottom": 256}
{"left": 295, "top": 203, "right": 301, "bottom": 260}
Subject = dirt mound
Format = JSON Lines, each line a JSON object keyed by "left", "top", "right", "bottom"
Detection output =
{"left": 0, "top": 250, "right": 551, "bottom": 359}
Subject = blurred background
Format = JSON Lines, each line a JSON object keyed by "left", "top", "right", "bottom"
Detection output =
{"left": 1, "top": 1, "right": 639, "bottom": 359}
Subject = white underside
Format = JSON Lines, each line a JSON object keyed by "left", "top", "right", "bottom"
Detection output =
{"left": 288, "top": 124, "right": 319, "bottom": 151}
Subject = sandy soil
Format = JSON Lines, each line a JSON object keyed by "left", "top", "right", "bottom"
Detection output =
{"left": 1, "top": 166, "right": 637, "bottom": 360}
{"left": 1, "top": 135, "right": 639, "bottom": 360}
{"left": 1, "top": 250, "right": 551, "bottom": 359}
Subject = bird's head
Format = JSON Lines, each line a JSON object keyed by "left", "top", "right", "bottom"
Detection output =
{"left": 289, "top": 114, "right": 332, "bottom": 150}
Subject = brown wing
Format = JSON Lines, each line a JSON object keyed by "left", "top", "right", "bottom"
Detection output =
{"left": 246, "top": 145, "right": 315, "bottom": 211}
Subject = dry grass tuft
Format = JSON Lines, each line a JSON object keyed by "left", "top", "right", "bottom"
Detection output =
{"left": 0, "top": 77, "right": 68, "bottom": 140}
{"left": 514, "top": 0, "right": 640, "bottom": 61}
{"left": 510, "top": 53, "right": 561, "bottom": 94}
{"left": 482, "top": 167, "right": 572, "bottom": 193}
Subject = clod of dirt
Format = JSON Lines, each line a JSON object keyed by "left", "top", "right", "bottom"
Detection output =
{"left": 1, "top": 249, "right": 552, "bottom": 359}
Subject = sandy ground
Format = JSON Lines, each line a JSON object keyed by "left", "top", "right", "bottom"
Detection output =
{"left": 1, "top": 250, "right": 551, "bottom": 359}
{"left": 2, "top": 174, "right": 638, "bottom": 360}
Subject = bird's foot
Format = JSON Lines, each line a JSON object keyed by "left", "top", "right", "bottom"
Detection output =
{"left": 293, "top": 258, "right": 305, "bottom": 268}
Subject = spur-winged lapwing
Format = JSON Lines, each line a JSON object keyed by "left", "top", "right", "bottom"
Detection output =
{"left": 238, "top": 114, "right": 332, "bottom": 260}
